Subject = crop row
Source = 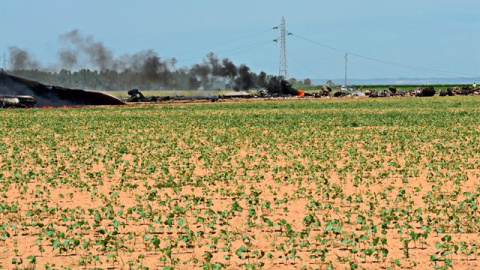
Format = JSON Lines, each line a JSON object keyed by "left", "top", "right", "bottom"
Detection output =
{"left": 0, "top": 96, "right": 479, "bottom": 269}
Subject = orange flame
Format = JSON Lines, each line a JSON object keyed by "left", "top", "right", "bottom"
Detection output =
{"left": 297, "top": 90, "right": 304, "bottom": 97}
{"left": 39, "top": 105, "right": 83, "bottom": 109}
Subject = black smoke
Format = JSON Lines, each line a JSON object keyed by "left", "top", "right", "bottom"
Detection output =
{"left": 266, "top": 76, "right": 302, "bottom": 96}
{"left": 8, "top": 47, "right": 41, "bottom": 70}
{"left": 7, "top": 29, "right": 273, "bottom": 91}
{"left": 59, "top": 29, "right": 114, "bottom": 71}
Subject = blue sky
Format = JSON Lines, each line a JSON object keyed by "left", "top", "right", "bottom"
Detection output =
{"left": 1, "top": 0, "right": 479, "bottom": 81}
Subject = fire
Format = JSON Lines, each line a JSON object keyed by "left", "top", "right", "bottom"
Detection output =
{"left": 39, "top": 105, "right": 84, "bottom": 109}
{"left": 297, "top": 90, "right": 305, "bottom": 97}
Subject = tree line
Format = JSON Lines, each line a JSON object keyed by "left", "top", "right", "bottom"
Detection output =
{"left": 7, "top": 69, "right": 195, "bottom": 91}
{"left": 6, "top": 69, "right": 315, "bottom": 91}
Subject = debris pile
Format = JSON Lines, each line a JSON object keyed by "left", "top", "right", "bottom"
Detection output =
{"left": 409, "top": 86, "right": 436, "bottom": 97}
{"left": 451, "top": 86, "right": 478, "bottom": 95}
{"left": 0, "top": 72, "right": 125, "bottom": 107}
{"left": 0, "top": 95, "right": 36, "bottom": 108}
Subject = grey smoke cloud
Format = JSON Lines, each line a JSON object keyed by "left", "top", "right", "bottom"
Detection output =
{"left": 8, "top": 29, "right": 270, "bottom": 90}
{"left": 8, "top": 46, "right": 41, "bottom": 70}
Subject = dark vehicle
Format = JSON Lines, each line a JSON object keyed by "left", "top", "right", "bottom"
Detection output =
{"left": 0, "top": 95, "right": 36, "bottom": 108}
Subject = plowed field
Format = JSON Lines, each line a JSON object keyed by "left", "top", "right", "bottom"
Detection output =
{"left": 1, "top": 96, "right": 479, "bottom": 269}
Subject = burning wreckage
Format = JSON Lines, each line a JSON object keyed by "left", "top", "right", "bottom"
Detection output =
{"left": 2, "top": 72, "right": 479, "bottom": 108}
{"left": 124, "top": 81, "right": 480, "bottom": 104}
{"left": 0, "top": 95, "right": 36, "bottom": 108}
{"left": 0, "top": 72, "right": 125, "bottom": 108}
{"left": 125, "top": 78, "right": 311, "bottom": 103}
{"left": 126, "top": 88, "right": 219, "bottom": 102}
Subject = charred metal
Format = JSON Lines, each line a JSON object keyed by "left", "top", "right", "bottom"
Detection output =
{"left": 0, "top": 72, "right": 125, "bottom": 107}
{"left": 0, "top": 95, "right": 36, "bottom": 108}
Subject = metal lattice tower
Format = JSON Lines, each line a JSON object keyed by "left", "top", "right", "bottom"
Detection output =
{"left": 279, "top": 17, "right": 288, "bottom": 79}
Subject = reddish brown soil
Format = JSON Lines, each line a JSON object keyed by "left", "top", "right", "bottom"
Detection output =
{"left": 1, "top": 100, "right": 479, "bottom": 270}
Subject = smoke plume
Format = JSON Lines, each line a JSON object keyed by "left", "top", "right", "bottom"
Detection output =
{"left": 266, "top": 76, "right": 303, "bottom": 96}
{"left": 8, "top": 47, "right": 41, "bottom": 70}
{"left": 59, "top": 29, "right": 114, "bottom": 71}
{"left": 7, "top": 29, "right": 274, "bottom": 90}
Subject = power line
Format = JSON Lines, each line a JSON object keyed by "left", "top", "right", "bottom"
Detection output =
{"left": 216, "top": 39, "right": 273, "bottom": 55}
{"left": 225, "top": 40, "right": 273, "bottom": 57}
{"left": 174, "top": 28, "right": 274, "bottom": 56}
{"left": 289, "top": 52, "right": 324, "bottom": 79}
{"left": 176, "top": 39, "right": 273, "bottom": 63}
{"left": 291, "top": 33, "right": 478, "bottom": 78}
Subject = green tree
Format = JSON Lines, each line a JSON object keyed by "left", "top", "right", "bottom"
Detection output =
{"left": 326, "top": 80, "right": 335, "bottom": 87}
